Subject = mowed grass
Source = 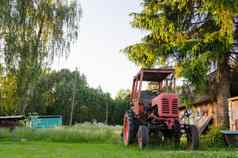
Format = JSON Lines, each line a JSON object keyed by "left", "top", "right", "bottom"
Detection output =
{"left": 0, "top": 141, "right": 237, "bottom": 158}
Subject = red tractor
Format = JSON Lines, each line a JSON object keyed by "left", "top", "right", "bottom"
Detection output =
{"left": 122, "top": 68, "right": 199, "bottom": 149}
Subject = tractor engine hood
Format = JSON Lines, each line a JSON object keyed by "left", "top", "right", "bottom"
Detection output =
{"left": 151, "top": 93, "right": 179, "bottom": 117}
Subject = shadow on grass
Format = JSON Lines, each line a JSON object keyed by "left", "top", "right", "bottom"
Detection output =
{"left": 120, "top": 141, "right": 238, "bottom": 152}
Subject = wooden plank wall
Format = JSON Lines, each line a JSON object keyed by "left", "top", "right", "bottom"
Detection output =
{"left": 229, "top": 97, "right": 238, "bottom": 130}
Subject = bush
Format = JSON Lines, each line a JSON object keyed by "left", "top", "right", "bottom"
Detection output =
{"left": 0, "top": 122, "right": 122, "bottom": 144}
{"left": 200, "top": 127, "right": 225, "bottom": 148}
{"left": 0, "top": 128, "right": 12, "bottom": 140}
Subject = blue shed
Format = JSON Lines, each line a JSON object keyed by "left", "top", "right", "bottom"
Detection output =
{"left": 28, "top": 115, "right": 62, "bottom": 128}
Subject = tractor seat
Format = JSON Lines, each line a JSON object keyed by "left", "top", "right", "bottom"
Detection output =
{"left": 140, "top": 90, "right": 159, "bottom": 107}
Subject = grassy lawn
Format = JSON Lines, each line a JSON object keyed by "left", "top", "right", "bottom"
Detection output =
{"left": 0, "top": 124, "right": 237, "bottom": 158}
{"left": 0, "top": 141, "right": 237, "bottom": 158}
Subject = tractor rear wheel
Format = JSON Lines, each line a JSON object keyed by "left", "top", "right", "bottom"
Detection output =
{"left": 185, "top": 125, "right": 199, "bottom": 150}
{"left": 137, "top": 125, "right": 149, "bottom": 149}
{"left": 123, "top": 111, "right": 137, "bottom": 146}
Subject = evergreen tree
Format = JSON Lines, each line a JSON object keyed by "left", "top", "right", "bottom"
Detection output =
{"left": 123, "top": 0, "right": 238, "bottom": 128}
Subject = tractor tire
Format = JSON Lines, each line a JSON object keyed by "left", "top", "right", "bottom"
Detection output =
{"left": 157, "top": 131, "right": 164, "bottom": 144}
{"left": 185, "top": 125, "right": 199, "bottom": 150}
{"left": 137, "top": 125, "right": 149, "bottom": 149}
{"left": 123, "top": 111, "right": 137, "bottom": 146}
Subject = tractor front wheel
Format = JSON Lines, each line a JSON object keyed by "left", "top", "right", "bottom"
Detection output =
{"left": 174, "top": 120, "right": 181, "bottom": 146}
{"left": 137, "top": 125, "right": 149, "bottom": 149}
{"left": 185, "top": 125, "right": 199, "bottom": 150}
{"left": 123, "top": 111, "right": 136, "bottom": 146}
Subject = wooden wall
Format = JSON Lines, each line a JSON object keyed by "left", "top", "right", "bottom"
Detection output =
{"left": 180, "top": 100, "right": 225, "bottom": 128}
{"left": 180, "top": 97, "right": 238, "bottom": 129}
{"left": 228, "top": 97, "right": 238, "bottom": 130}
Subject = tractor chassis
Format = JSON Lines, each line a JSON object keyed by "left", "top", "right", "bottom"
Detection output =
{"left": 123, "top": 111, "right": 199, "bottom": 150}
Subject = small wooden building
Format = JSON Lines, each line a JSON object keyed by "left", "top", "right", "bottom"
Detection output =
{"left": 0, "top": 115, "right": 25, "bottom": 129}
{"left": 179, "top": 97, "right": 217, "bottom": 127}
{"left": 179, "top": 72, "right": 238, "bottom": 128}
{"left": 228, "top": 97, "right": 238, "bottom": 130}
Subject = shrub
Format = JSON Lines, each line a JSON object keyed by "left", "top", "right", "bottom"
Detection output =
{"left": 0, "top": 122, "right": 122, "bottom": 144}
{"left": 200, "top": 127, "right": 225, "bottom": 148}
{"left": 0, "top": 128, "right": 12, "bottom": 140}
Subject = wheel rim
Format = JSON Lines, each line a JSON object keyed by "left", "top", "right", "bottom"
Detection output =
{"left": 123, "top": 116, "right": 129, "bottom": 145}
{"left": 137, "top": 126, "right": 149, "bottom": 149}
{"left": 138, "top": 131, "right": 143, "bottom": 147}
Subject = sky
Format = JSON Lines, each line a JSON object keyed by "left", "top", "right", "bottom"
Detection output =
{"left": 53, "top": 0, "right": 144, "bottom": 97}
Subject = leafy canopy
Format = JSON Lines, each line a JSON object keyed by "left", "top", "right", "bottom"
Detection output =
{"left": 123, "top": 0, "right": 238, "bottom": 90}
{"left": 0, "top": 0, "right": 81, "bottom": 69}
{"left": 0, "top": 0, "right": 81, "bottom": 113}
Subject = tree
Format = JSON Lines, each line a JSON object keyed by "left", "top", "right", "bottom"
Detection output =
{"left": 115, "top": 89, "right": 130, "bottom": 100}
{"left": 27, "top": 68, "right": 55, "bottom": 114}
{"left": 48, "top": 69, "right": 88, "bottom": 124}
{"left": 112, "top": 89, "right": 130, "bottom": 124}
{"left": 0, "top": 0, "right": 81, "bottom": 113}
{"left": 0, "top": 66, "right": 129, "bottom": 125}
{"left": 123, "top": 0, "right": 238, "bottom": 128}
{"left": 0, "top": 65, "right": 17, "bottom": 114}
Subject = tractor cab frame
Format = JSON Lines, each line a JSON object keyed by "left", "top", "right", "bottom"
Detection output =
{"left": 131, "top": 68, "right": 176, "bottom": 116}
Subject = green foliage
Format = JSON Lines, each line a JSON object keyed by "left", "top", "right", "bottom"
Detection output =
{"left": 115, "top": 89, "right": 130, "bottom": 100}
{"left": 0, "top": 68, "right": 129, "bottom": 125}
{"left": 123, "top": 0, "right": 238, "bottom": 128}
{"left": 0, "top": 67, "right": 18, "bottom": 114}
{"left": 200, "top": 127, "right": 225, "bottom": 148}
{"left": 113, "top": 89, "right": 130, "bottom": 124}
{"left": 0, "top": 0, "right": 82, "bottom": 113}
{"left": 31, "top": 69, "right": 129, "bottom": 125}
{"left": 123, "top": 0, "right": 238, "bottom": 91}
{"left": 0, "top": 0, "right": 81, "bottom": 66}
{"left": 180, "top": 95, "right": 193, "bottom": 108}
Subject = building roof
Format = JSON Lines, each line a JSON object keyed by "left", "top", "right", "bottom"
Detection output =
{"left": 228, "top": 96, "right": 238, "bottom": 101}
{"left": 29, "top": 115, "right": 62, "bottom": 119}
{"left": 0, "top": 115, "right": 25, "bottom": 120}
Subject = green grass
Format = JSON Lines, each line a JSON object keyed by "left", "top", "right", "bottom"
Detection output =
{"left": 0, "top": 123, "right": 226, "bottom": 149}
{"left": 0, "top": 141, "right": 237, "bottom": 158}
{"left": 0, "top": 123, "right": 237, "bottom": 157}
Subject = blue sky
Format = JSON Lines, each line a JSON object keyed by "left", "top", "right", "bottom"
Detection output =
{"left": 53, "top": 0, "right": 144, "bottom": 97}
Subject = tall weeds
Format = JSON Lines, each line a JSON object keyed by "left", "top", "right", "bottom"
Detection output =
{"left": 0, "top": 122, "right": 121, "bottom": 144}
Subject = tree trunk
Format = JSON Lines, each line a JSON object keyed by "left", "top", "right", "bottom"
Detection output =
{"left": 216, "top": 60, "right": 231, "bottom": 129}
